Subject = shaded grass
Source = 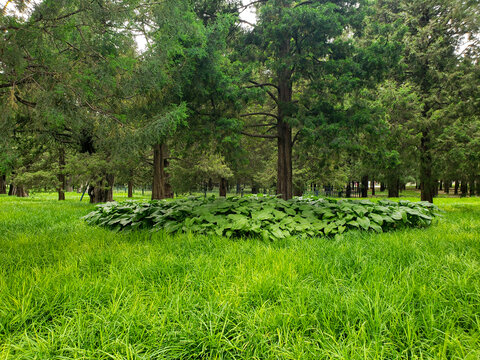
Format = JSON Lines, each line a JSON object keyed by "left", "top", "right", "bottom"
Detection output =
{"left": 0, "top": 195, "right": 480, "bottom": 359}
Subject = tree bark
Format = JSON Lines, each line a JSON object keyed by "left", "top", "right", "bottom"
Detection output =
{"left": 361, "top": 175, "right": 369, "bottom": 198}
{"left": 454, "top": 180, "right": 459, "bottom": 195}
{"left": 380, "top": 182, "right": 386, "bottom": 192}
{"left": 251, "top": 183, "right": 258, "bottom": 194}
{"left": 469, "top": 175, "right": 475, "bottom": 197}
{"left": 219, "top": 177, "right": 227, "bottom": 197}
{"left": 387, "top": 177, "right": 400, "bottom": 198}
{"left": 88, "top": 174, "right": 114, "bottom": 203}
{"left": 420, "top": 130, "right": 434, "bottom": 203}
{"left": 276, "top": 36, "right": 293, "bottom": 201}
{"left": 444, "top": 180, "right": 450, "bottom": 194}
{"left": 476, "top": 176, "right": 480, "bottom": 196}
{"left": 152, "top": 143, "right": 173, "bottom": 200}
{"left": 460, "top": 180, "right": 468, "bottom": 197}
{"left": 371, "top": 179, "right": 375, "bottom": 196}
{"left": 57, "top": 148, "right": 66, "bottom": 201}
{"left": 0, "top": 174, "right": 6, "bottom": 194}
{"left": 128, "top": 180, "right": 133, "bottom": 198}
{"left": 15, "top": 185, "right": 28, "bottom": 198}
{"left": 346, "top": 183, "right": 352, "bottom": 198}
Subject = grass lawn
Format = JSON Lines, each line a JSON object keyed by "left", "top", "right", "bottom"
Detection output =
{"left": 0, "top": 194, "right": 479, "bottom": 359}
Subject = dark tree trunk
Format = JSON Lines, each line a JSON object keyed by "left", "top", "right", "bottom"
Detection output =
{"left": 236, "top": 181, "right": 241, "bottom": 194}
{"left": 469, "top": 175, "right": 475, "bottom": 197}
{"left": 219, "top": 177, "right": 227, "bottom": 197}
{"left": 208, "top": 178, "right": 213, "bottom": 191}
{"left": 251, "top": 183, "right": 258, "bottom": 194}
{"left": 152, "top": 143, "right": 164, "bottom": 200}
{"left": 276, "top": 36, "right": 293, "bottom": 201}
{"left": 454, "top": 180, "right": 459, "bottom": 195}
{"left": 387, "top": 177, "right": 400, "bottom": 198}
{"left": 371, "top": 179, "right": 375, "bottom": 196}
{"left": 444, "top": 181, "right": 450, "bottom": 194}
{"left": 0, "top": 174, "right": 6, "bottom": 194}
{"left": 89, "top": 174, "right": 114, "bottom": 203}
{"left": 15, "top": 185, "right": 28, "bottom": 198}
{"left": 346, "top": 183, "right": 352, "bottom": 198}
{"left": 380, "top": 182, "right": 386, "bottom": 192}
{"left": 439, "top": 180, "right": 443, "bottom": 191}
{"left": 8, "top": 183, "right": 15, "bottom": 196}
{"left": 276, "top": 121, "right": 293, "bottom": 200}
{"left": 460, "top": 180, "right": 468, "bottom": 197}
{"left": 57, "top": 148, "right": 66, "bottom": 201}
{"left": 152, "top": 143, "right": 172, "bottom": 200}
{"left": 420, "top": 130, "right": 434, "bottom": 203}
{"left": 361, "top": 175, "right": 369, "bottom": 198}
{"left": 128, "top": 180, "right": 133, "bottom": 198}
{"left": 476, "top": 176, "right": 480, "bottom": 196}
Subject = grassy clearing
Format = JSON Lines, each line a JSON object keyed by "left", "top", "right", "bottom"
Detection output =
{"left": 0, "top": 195, "right": 479, "bottom": 359}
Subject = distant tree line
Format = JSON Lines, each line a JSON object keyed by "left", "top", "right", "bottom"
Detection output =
{"left": 1, "top": 0, "right": 479, "bottom": 203}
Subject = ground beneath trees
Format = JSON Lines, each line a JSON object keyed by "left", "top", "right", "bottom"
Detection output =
{"left": 1, "top": 194, "right": 479, "bottom": 359}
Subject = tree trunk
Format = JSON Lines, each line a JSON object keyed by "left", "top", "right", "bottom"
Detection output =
{"left": 276, "top": 36, "right": 293, "bottom": 201}
{"left": 152, "top": 143, "right": 173, "bottom": 200}
{"left": 251, "top": 183, "right": 258, "bottom": 194}
{"left": 420, "top": 130, "right": 434, "bottom": 203}
{"left": 469, "top": 175, "right": 475, "bottom": 197}
{"left": 387, "top": 177, "right": 400, "bottom": 198}
{"left": 460, "top": 180, "right": 468, "bottom": 197}
{"left": 454, "top": 180, "right": 459, "bottom": 195}
{"left": 88, "top": 174, "right": 114, "bottom": 203}
{"left": 57, "top": 148, "right": 66, "bottom": 201}
{"left": 0, "top": 174, "right": 6, "bottom": 194}
{"left": 371, "top": 179, "right": 375, "bottom": 196}
{"left": 346, "top": 183, "right": 352, "bottom": 198}
{"left": 15, "top": 185, "right": 28, "bottom": 198}
{"left": 128, "top": 180, "right": 133, "bottom": 198}
{"left": 380, "top": 182, "right": 386, "bottom": 192}
{"left": 361, "top": 175, "right": 369, "bottom": 198}
{"left": 476, "top": 176, "right": 480, "bottom": 196}
{"left": 8, "top": 183, "right": 15, "bottom": 196}
{"left": 219, "top": 177, "right": 227, "bottom": 197}
{"left": 444, "top": 181, "right": 450, "bottom": 194}
{"left": 152, "top": 143, "right": 164, "bottom": 200}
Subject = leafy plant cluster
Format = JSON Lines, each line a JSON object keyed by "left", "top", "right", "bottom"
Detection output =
{"left": 83, "top": 197, "right": 438, "bottom": 240}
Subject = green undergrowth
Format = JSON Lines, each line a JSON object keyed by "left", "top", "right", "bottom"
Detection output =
{"left": 84, "top": 196, "right": 439, "bottom": 240}
{"left": 1, "top": 195, "right": 480, "bottom": 358}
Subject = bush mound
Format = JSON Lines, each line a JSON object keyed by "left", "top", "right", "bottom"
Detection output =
{"left": 83, "top": 196, "right": 438, "bottom": 240}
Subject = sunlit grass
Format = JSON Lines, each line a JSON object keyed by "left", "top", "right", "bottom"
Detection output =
{"left": 1, "top": 194, "right": 479, "bottom": 359}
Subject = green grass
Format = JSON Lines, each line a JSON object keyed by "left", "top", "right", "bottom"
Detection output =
{"left": 1, "top": 194, "right": 479, "bottom": 359}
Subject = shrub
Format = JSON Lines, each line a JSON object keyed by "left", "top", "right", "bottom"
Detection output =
{"left": 83, "top": 197, "right": 438, "bottom": 240}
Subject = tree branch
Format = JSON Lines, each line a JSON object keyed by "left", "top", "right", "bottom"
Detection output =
{"left": 292, "top": 130, "right": 301, "bottom": 146}
{"left": 238, "top": 19, "right": 256, "bottom": 27}
{"left": 294, "top": 1, "right": 312, "bottom": 8}
{"left": 241, "top": 131, "right": 278, "bottom": 139}
{"left": 14, "top": 94, "right": 37, "bottom": 107}
{"left": 243, "top": 123, "right": 277, "bottom": 128}
{"left": 236, "top": 0, "right": 266, "bottom": 12}
{"left": 246, "top": 81, "right": 279, "bottom": 91}
{"left": 248, "top": 80, "right": 278, "bottom": 103}
{"left": 240, "top": 112, "right": 279, "bottom": 120}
